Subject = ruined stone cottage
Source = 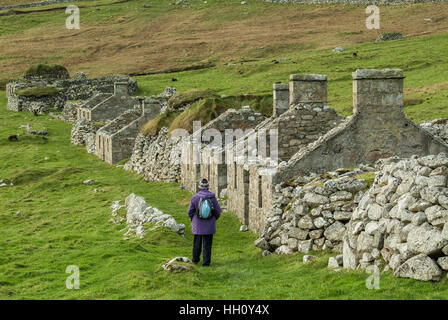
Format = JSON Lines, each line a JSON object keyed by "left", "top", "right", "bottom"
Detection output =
{"left": 95, "top": 97, "right": 162, "bottom": 164}
{"left": 179, "top": 69, "right": 448, "bottom": 239}
{"left": 77, "top": 82, "right": 137, "bottom": 122}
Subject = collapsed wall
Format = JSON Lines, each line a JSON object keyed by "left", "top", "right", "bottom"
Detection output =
{"left": 342, "top": 153, "right": 448, "bottom": 281}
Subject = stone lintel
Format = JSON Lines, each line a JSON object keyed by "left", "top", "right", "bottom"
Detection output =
{"left": 290, "top": 74, "right": 327, "bottom": 82}
{"left": 352, "top": 69, "right": 404, "bottom": 80}
{"left": 273, "top": 82, "right": 289, "bottom": 90}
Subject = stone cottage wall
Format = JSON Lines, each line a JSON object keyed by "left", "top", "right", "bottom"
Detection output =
{"left": 96, "top": 109, "right": 142, "bottom": 164}
{"left": 227, "top": 74, "right": 343, "bottom": 233}
{"left": 255, "top": 173, "right": 369, "bottom": 255}
{"left": 70, "top": 120, "right": 103, "bottom": 149}
{"left": 180, "top": 106, "right": 266, "bottom": 195}
{"left": 79, "top": 83, "right": 137, "bottom": 122}
{"left": 274, "top": 69, "right": 448, "bottom": 184}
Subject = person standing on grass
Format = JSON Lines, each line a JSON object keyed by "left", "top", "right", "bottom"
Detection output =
{"left": 187, "top": 178, "right": 221, "bottom": 267}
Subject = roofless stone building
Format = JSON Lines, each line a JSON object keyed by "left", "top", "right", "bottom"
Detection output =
{"left": 180, "top": 69, "right": 448, "bottom": 236}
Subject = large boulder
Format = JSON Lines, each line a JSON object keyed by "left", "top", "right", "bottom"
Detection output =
{"left": 394, "top": 254, "right": 442, "bottom": 281}
{"left": 407, "top": 223, "right": 447, "bottom": 256}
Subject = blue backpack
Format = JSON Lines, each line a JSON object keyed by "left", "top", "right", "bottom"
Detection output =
{"left": 197, "top": 197, "right": 214, "bottom": 220}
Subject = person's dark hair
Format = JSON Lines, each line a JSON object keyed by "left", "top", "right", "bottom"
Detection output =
{"left": 199, "top": 178, "right": 209, "bottom": 189}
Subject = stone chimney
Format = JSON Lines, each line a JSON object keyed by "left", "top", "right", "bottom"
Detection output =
{"left": 289, "top": 74, "right": 327, "bottom": 107}
{"left": 114, "top": 82, "right": 129, "bottom": 96}
{"left": 352, "top": 69, "right": 404, "bottom": 119}
{"left": 273, "top": 83, "right": 289, "bottom": 117}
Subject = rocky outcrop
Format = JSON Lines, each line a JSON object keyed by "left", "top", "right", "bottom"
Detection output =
{"left": 342, "top": 153, "right": 448, "bottom": 281}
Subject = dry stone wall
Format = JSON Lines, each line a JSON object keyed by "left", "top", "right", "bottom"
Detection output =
{"left": 421, "top": 119, "right": 448, "bottom": 145}
{"left": 124, "top": 129, "right": 183, "bottom": 183}
{"left": 255, "top": 170, "right": 371, "bottom": 255}
{"left": 70, "top": 120, "right": 103, "bottom": 154}
{"left": 342, "top": 153, "right": 448, "bottom": 281}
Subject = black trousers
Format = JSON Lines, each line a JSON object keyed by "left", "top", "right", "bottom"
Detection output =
{"left": 192, "top": 234, "right": 213, "bottom": 266}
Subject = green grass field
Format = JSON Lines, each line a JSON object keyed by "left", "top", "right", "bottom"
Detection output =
{"left": 1, "top": 0, "right": 448, "bottom": 300}
{"left": 1, "top": 91, "right": 448, "bottom": 300}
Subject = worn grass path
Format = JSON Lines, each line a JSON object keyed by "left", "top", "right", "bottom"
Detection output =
{"left": 0, "top": 91, "right": 448, "bottom": 299}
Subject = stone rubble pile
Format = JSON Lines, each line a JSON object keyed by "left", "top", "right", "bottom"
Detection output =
{"left": 342, "top": 153, "right": 448, "bottom": 281}
{"left": 120, "top": 193, "right": 185, "bottom": 238}
{"left": 255, "top": 167, "right": 371, "bottom": 256}
{"left": 420, "top": 119, "right": 448, "bottom": 145}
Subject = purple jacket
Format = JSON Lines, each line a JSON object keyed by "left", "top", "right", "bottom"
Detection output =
{"left": 187, "top": 189, "right": 221, "bottom": 235}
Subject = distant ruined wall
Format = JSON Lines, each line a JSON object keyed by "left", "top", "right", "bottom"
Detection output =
{"left": 264, "top": 0, "right": 447, "bottom": 5}
{"left": 6, "top": 75, "right": 138, "bottom": 113}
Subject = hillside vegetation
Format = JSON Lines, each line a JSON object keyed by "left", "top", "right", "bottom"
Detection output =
{"left": 0, "top": 0, "right": 447, "bottom": 122}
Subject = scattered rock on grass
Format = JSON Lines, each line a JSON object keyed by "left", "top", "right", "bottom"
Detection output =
{"left": 162, "top": 257, "right": 193, "bottom": 271}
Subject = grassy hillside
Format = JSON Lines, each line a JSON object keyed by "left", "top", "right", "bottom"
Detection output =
{"left": 1, "top": 92, "right": 448, "bottom": 300}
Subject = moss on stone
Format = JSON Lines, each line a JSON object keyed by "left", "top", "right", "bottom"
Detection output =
{"left": 16, "top": 86, "right": 60, "bottom": 97}
{"left": 354, "top": 172, "right": 376, "bottom": 187}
